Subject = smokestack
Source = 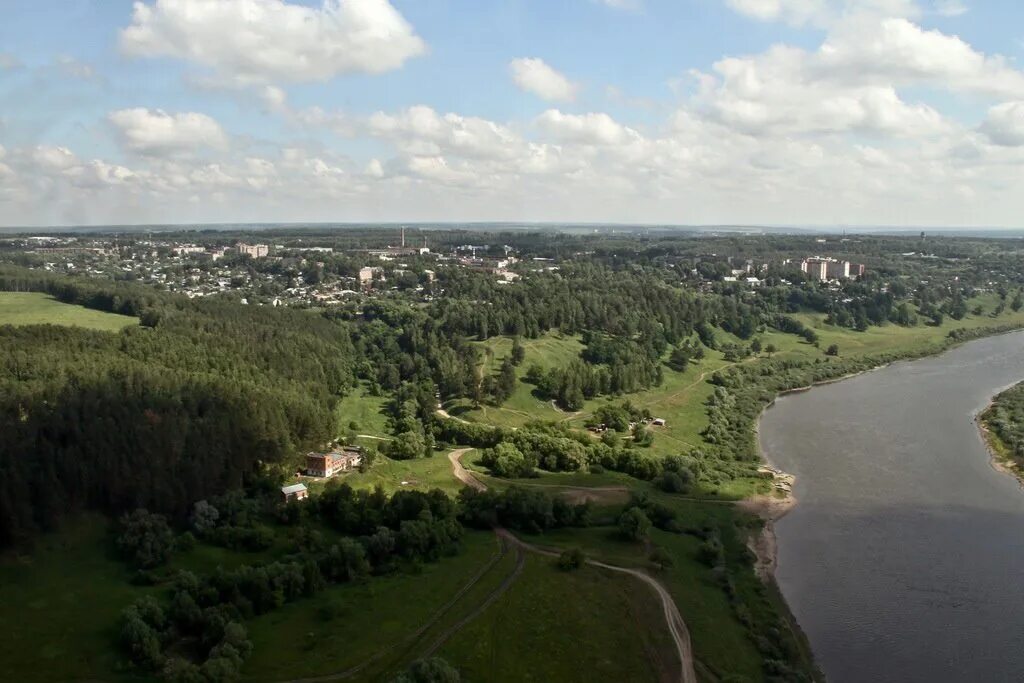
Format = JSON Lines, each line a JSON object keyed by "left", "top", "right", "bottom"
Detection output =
{"left": 401, "top": 226, "right": 405, "bottom": 248}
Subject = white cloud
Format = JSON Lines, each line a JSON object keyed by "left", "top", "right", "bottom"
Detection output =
{"left": 367, "top": 105, "right": 522, "bottom": 160}
{"left": 535, "top": 110, "right": 641, "bottom": 145}
{"left": 109, "top": 108, "right": 228, "bottom": 156}
{"left": 725, "top": 0, "right": 828, "bottom": 26}
{"left": 55, "top": 56, "right": 97, "bottom": 81}
{"left": 724, "top": 0, "right": 921, "bottom": 27}
{"left": 934, "top": 0, "right": 967, "bottom": 17}
{"left": 120, "top": 0, "right": 426, "bottom": 85}
{"left": 687, "top": 16, "right": 1024, "bottom": 139}
{"left": 980, "top": 102, "right": 1024, "bottom": 146}
{"left": 509, "top": 58, "right": 579, "bottom": 102}
{"left": 818, "top": 18, "right": 1024, "bottom": 99}
{"left": 31, "top": 146, "right": 80, "bottom": 171}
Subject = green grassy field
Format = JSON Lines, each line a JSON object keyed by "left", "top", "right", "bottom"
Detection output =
{"left": 440, "top": 554, "right": 676, "bottom": 683}
{"left": 243, "top": 531, "right": 504, "bottom": 682}
{"left": 334, "top": 384, "right": 391, "bottom": 438}
{"left": 0, "top": 515, "right": 147, "bottom": 683}
{"left": 338, "top": 451, "right": 466, "bottom": 495}
{"left": 533, "top": 497, "right": 796, "bottom": 682}
{"left": 0, "top": 291, "right": 137, "bottom": 331}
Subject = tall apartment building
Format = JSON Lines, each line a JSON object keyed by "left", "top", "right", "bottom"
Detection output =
{"left": 801, "top": 258, "right": 829, "bottom": 281}
{"left": 801, "top": 257, "right": 865, "bottom": 281}
{"left": 236, "top": 243, "right": 269, "bottom": 258}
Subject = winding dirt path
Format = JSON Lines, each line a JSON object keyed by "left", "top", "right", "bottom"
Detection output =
{"left": 447, "top": 448, "right": 698, "bottom": 683}
{"left": 496, "top": 529, "right": 698, "bottom": 683}
{"left": 419, "top": 536, "right": 526, "bottom": 658}
{"left": 448, "top": 448, "right": 486, "bottom": 491}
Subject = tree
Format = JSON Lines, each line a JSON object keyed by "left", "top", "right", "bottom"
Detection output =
{"left": 825, "top": 344, "right": 839, "bottom": 356}
{"left": 649, "top": 546, "right": 674, "bottom": 571}
{"left": 558, "top": 547, "right": 586, "bottom": 571}
{"left": 750, "top": 338, "right": 762, "bottom": 354}
{"left": 391, "top": 658, "right": 461, "bottom": 683}
{"left": 510, "top": 338, "right": 526, "bottom": 366}
{"left": 388, "top": 431, "right": 426, "bottom": 460}
{"left": 1013, "top": 290, "right": 1023, "bottom": 312}
{"left": 493, "top": 358, "right": 517, "bottom": 403}
{"left": 764, "top": 343, "right": 777, "bottom": 357}
{"left": 618, "top": 507, "right": 652, "bottom": 542}
{"left": 658, "top": 471, "right": 687, "bottom": 493}
{"left": 117, "top": 509, "right": 175, "bottom": 569}
{"left": 191, "top": 500, "right": 220, "bottom": 534}
{"left": 667, "top": 346, "right": 690, "bottom": 372}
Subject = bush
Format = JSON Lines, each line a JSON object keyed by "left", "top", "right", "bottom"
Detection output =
{"left": 558, "top": 547, "right": 586, "bottom": 571}
{"left": 391, "top": 657, "right": 461, "bottom": 683}
{"left": 617, "top": 507, "right": 652, "bottom": 542}
{"left": 117, "top": 509, "right": 175, "bottom": 570}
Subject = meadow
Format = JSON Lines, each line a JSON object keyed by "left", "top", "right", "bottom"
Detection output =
{"left": 0, "top": 291, "right": 138, "bottom": 331}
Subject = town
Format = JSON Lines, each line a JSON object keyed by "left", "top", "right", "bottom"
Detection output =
{"left": 0, "top": 229, "right": 874, "bottom": 311}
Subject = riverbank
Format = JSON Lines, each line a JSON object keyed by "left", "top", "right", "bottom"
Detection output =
{"left": 977, "top": 397, "right": 1024, "bottom": 488}
{"left": 753, "top": 326, "right": 1024, "bottom": 683}
{"left": 744, "top": 322, "right": 1024, "bottom": 582}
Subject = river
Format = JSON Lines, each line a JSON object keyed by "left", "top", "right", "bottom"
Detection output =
{"left": 759, "top": 330, "right": 1024, "bottom": 683}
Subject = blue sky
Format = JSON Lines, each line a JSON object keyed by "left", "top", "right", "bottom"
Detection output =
{"left": 1, "top": 0, "right": 1023, "bottom": 227}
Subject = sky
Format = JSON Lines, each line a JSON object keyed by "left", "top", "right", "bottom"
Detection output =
{"left": 1, "top": 0, "right": 1023, "bottom": 228}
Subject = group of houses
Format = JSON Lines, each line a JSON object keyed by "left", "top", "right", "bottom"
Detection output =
{"left": 281, "top": 445, "right": 364, "bottom": 502}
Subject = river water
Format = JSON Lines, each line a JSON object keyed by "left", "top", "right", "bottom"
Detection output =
{"left": 759, "top": 330, "right": 1024, "bottom": 683}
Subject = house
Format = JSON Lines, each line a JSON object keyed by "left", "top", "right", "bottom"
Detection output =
{"left": 652, "top": 418, "right": 666, "bottom": 426}
{"left": 281, "top": 483, "right": 308, "bottom": 502}
{"left": 358, "top": 266, "right": 383, "bottom": 287}
{"left": 306, "top": 446, "right": 363, "bottom": 477}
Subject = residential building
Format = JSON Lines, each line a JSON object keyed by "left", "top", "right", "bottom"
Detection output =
{"left": 306, "top": 447, "right": 363, "bottom": 477}
{"left": 801, "top": 258, "right": 829, "bottom": 281}
{"left": 826, "top": 260, "right": 850, "bottom": 279}
{"left": 281, "top": 483, "right": 308, "bottom": 502}
{"left": 236, "top": 243, "right": 269, "bottom": 258}
{"left": 359, "top": 266, "right": 383, "bottom": 287}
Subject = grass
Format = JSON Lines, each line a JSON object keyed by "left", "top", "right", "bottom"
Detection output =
{"left": 439, "top": 555, "right": 676, "bottom": 683}
{"left": 0, "top": 292, "right": 137, "bottom": 331}
{"left": 0, "top": 515, "right": 146, "bottom": 683}
{"left": 242, "top": 531, "right": 502, "bottom": 682}
{"left": 334, "top": 384, "right": 391, "bottom": 438}
{"left": 532, "top": 497, "right": 785, "bottom": 681}
{"left": 340, "top": 451, "right": 466, "bottom": 495}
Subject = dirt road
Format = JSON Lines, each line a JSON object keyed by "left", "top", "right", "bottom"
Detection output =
{"left": 497, "top": 529, "right": 698, "bottom": 683}
{"left": 449, "top": 447, "right": 698, "bottom": 683}
{"left": 447, "top": 448, "right": 486, "bottom": 491}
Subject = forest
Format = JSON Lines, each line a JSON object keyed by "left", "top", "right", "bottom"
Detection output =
{"left": 4, "top": 229, "right": 1024, "bottom": 546}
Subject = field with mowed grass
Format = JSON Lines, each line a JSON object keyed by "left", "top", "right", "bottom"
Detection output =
{"left": 0, "top": 291, "right": 137, "bottom": 331}
{"left": 439, "top": 554, "right": 677, "bottom": 683}
{"left": 331, "top": 450, "right": 466, "bottom": 495}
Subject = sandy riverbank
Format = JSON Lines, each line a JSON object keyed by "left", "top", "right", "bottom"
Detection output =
{"left": 738, "top": 490, "right": 796, "bottom": 581}
{"left": 975, "top": 403, "right": 1024, "bottom": 488}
